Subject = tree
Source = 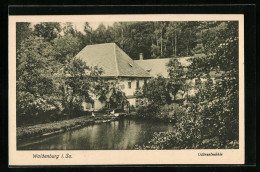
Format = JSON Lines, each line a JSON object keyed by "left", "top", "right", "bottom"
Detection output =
{"left": 96, "top": 80, "right": 127, "bottom": 109}
{"left": 83, "top": 22, "right": 93, "bottom": 44}
{"left": 16, "top": 28, "right": 104, "bottom": 122}
{"left": 165, "top": 22, "right": 180, "bottom": 57}
{"left": 16, "top": 37, "right": 57, "bottom": 123}
{"left": 16, "top": 22, "right": 32, "bottom": 51}
{"left": 55, "top": 58, "right": 103, "bottom": 115}
{"left": 167, "top": 58, "right": 186, "bottom": 101}
{"left": 34, "top": 22, "right": 62, "bottom": 42}
{"left": 92, "top": 23, "right": 109, "bottom": 43}
{"left": 52, "top": 34, "right": 82, "bottom": 63}
{"left": 62, "top": 22, "right": 76, "bottom": 36}
{"left": 137, "top": 21, "right": 239, "bottom": 149}
{"left": 153, "top": 22, "right": 168, "bottom": 58}
{"left": 175, "top": 21, "right": 239, "bottom": 148}
{"left": 191, "top": 44, "right": 205, "bottom": 55}
{"left": 112, "top": 22, "right": 154, "bottom": 60}
{"left": 142, "top": 76, "right": 172, "bottom": 105}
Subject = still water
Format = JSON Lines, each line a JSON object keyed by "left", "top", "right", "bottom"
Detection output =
{"left": 18, "top": 119, "right": 174, "bottom": 150}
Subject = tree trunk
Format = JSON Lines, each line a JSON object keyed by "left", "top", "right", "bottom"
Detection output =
{"left": 187, "top": 29, "right": 191, "bottom": 56}
{"left": 187, "top": 45, "right": 189, "bottom": 56}
{"left": 156, "top": 34, "right": 159, "bottom": 46}
{"left": 172, "top": 39, "right": 174, "bottom": 56}
{"left": 164, "top": 43, "right": 167, "bottom": 55}
{"left": 165, "top": 36, "right": 168, "bottom": 55}
{"left": 174, "top": 30, "right": 177, "bottom": 57}
{"left": 160, "top": 29, "right": 163, "bottom": 57}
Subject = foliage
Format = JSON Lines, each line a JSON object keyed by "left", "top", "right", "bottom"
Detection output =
{"left": 142, "top": 76, "right": 173, "bottom": 105}
{"left": 17, "top": 116, "right": 94, "bottom": 138}
{"left": 22, "top": 21, "right": 238, "bottom": 61}
{"left": 96, "top": 80, "right": 127, "bottom": 109}
{"left": 182, "top": 21, "right": 239, "bottom": 149}
{"left": 16, "top": 23, "right": 115, "bottom": 125}
{"left": 136, "top": 103, "right": 178, "bottom": 121}
{"left": 191, "top": 44, "right": 205, "bottom": 55}
{"left": 16, "top": 22, "right": 130, "bottom": 125}
{"left": 16, "top": 37, "right": 55, "bottom": 112}
{"left": 55, "top": 58, "right": 103, "bottom": 115}
{"left": 76, "top": 21, "right": 221, "bottom": 59}
{"left": 167, "top": 58, "right": 187, "bottom": 100}
{"left": 16, "top": 22, "right": 32, "bottom": 50}
{"left": 52, "top": 34, "right": 82, "bottom": 63}
{"left": 136, "top": 104, "right": 161, "bottom": 119}
{"left": 62, "top": 22, "right": 77, "bottom": 36}
{"left": 16, "top": 21, "right": 240, "bottom": 148}
{"left": 34, "top": 22, "right": 62, "bottom": 42}
{"left": 24, "top": 21, "right": 238, "bottom": 61}
{"left": 138, "top": 96, "right": 238, "bottom": 150}
{"left": 137, "top": 21, "right": 239, "bottom": 149}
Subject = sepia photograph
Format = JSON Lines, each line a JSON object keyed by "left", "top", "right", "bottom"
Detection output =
{"left": 9, "top": 14, "right": 245, "bottom": 165}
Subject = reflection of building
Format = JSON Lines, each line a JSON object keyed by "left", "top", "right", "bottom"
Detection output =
{"left": 76, "top": 43, "right": 151, "bottom": 110}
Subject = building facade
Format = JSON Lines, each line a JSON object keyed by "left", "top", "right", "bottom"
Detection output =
{"left": 75, "top": 43, "right": 150, "bottom": 111}
{"left": 75, "top": 43, "right": 204, "bottom": 111}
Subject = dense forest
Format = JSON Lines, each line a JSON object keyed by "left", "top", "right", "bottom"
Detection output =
{"left": 17, "top": 21, "right": 230, "bottom": 60}
{"left": 16, "top": 21, "right": 239, "bottom": 149}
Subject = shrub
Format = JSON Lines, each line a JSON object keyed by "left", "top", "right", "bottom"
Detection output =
{"left": 136, "top": 104, "right": 160, "bottom": 119}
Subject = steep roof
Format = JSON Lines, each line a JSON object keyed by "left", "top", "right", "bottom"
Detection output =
{"left": 134, "top": 57, "right": 193, "bottom": 78}
{"left": 75, "top": 43, "right": 151, "bottom": 78}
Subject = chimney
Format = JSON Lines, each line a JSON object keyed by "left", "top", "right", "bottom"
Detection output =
{"left": 139, "top": 53, "right": 144, "bottom": 60}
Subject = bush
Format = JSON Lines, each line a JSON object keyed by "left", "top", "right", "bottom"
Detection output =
{"left": 136, "top": 101, "right": 239, "bottom": 150}
{"left": 136, "top": 104, "right": 160, "bottom": 119}
{"left": 135, "top": 103, "right": 179, "bottom": 122}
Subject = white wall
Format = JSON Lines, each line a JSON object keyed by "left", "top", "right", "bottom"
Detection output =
{"left": 82, "top": 78, "right": 148, "bottom": 111}
{"left": 93, "top": 98, "right": 106, "bottom": 111}
{"left": 117, "top": 78, "right": 146, "bottom": 96}
{"left": 106, "top": 78, "right": 147, "bottom": 108}
{"left": 127, "top": 98, "right": 136, "bottom": 107}
{"left": 82, "top": 94, "right": 105, "bottom": 111}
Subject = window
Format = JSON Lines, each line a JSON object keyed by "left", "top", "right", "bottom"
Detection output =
{"left": 144, "top": 80, "right": 147, "bottom": 85}
{"left": 136, "top": 80, "right": 139, "bottom": 89}
{"left": 106, "top": 103, "right": 111, "bottom": 109}
{"left": 128, "top": 81, "right": 131, "bottom": 88}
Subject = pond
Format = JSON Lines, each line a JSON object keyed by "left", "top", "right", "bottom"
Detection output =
{"left": 18, "top": 119, "right": 174, "bottom": 150}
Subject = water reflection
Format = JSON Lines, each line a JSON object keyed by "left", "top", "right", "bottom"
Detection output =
{"left": 18, "top": 119, "right": 173, "bottom": 150}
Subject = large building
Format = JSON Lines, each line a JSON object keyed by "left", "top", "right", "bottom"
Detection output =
{"left": 75, "top": 43, "right": 196, "bottom": 111}
{"left": 75, "top": 43, "right": 151, "bottom": 110}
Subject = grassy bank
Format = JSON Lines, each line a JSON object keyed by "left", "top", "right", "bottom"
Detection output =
{"left": 17, "top": 115, "right": 119, "bottom": 140}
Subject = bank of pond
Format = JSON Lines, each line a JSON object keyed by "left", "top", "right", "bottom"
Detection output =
{"left": 17, "top": 115, "right": 175, "bottom": 150}
{"left": 17, "top": 103, "right": 182, "bottom": 150}
{"left": 17, "top": 104, "right": 179, "bottom": 140}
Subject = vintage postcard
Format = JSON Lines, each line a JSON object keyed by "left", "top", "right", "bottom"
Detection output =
{"left": 9, "top": 14, "right": 244, "bottom": 165}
